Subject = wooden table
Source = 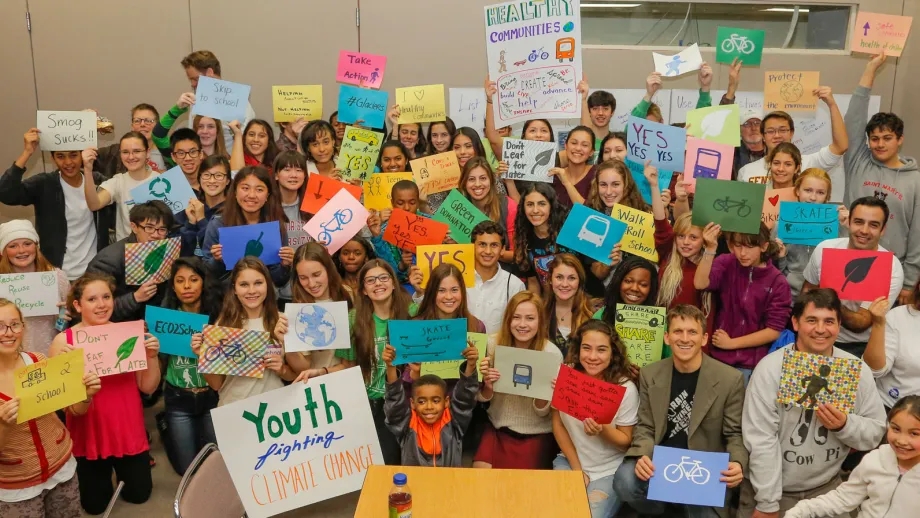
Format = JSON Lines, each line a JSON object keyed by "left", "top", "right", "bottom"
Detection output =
{"left": 354, "top": 465, "right": 590, "bottom": 517}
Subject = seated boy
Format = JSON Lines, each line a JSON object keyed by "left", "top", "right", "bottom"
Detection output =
{"left": 382, "top": 343, "right": 479, "bottom": 467}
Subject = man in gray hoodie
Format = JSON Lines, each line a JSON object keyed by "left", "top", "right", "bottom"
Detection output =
{"left": 844, "top": 53, "right": 920, "bottom": 306}
{"left": 738, "top": 289, "right": 886, "bottom": 518}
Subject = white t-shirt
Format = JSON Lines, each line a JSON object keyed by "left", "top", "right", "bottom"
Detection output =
{"left": 802, "top": 237, "right": 903, "bottom": 343}
{"left": 147, "top": 148, "right": 167, "bottom": 173}
{"left": 468, "top": 268, "right": 527, "bottom": 335}
{"left": 99, "top": 169, "right": 158, "bottom": 241}
{"left": 871, "top": 305, "right": 920, "bottom": 407}
{"left": 560, "top": 379, "right": 639, "bottom": 481}
{"left": 737, "top": 146, "right": 845, "bottom": 202}
{"left": 60, "top": 176, "right": 97, "bottom": 280}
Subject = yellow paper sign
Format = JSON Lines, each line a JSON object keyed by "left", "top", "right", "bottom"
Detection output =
{"left": 611, "top": 204, "right": 659, "bottom": 263}
{"left": 363, "top": 172, "right": 415, "bottom": 211}
{"left": 15, "top": 350, "right": 87, "bottom": 423}
{"left": 764, "top": 71, "right": 819, "bottom": 113}
{"left": 416, "top": 244, "right": 475, "bottom": 288}
{"left": 420, "top": 332, "right": 487, "bottom": 380}
{"left": 272, "top": 85, "right": 323, "bottom": 122}
{"left": 851, "top": 12, "right": 913, "bottom": 57}
{"left": 395, "top": 84, "right": 446, "bottom": 123}
{"left": 410, "top": 151, "right": 462, "bottom": 198}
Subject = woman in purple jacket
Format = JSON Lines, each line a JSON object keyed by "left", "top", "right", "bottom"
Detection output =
{"left": 693, "top": 221, "right": 792, "bottom": 384}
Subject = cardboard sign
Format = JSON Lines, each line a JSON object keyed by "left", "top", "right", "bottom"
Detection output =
{"left": 626, "top": 159, "right": 674, "bottom": 206}
{"left": 191, "top": 76, "right": 251, "bottom": 123}
{"left": 15, "top": 349, "right": 86, "bottom": 423}
{"left": 336, "top": 50, "right": 387, "bottom": 89}
{"left": 283, "top": 302, "right": 351, "bottom": 353}
{"left": 691, "top": 178, "right": 766, "bottom": 234}
{"left": 764, "top": 71, "right": 820, "bottom": 113}
{"left": 218, "top": 222, "right": 283, "bottom": 268}
{"left": 197, "top": 324, "right": 273, "bottom": 378}
{"left": 716, "top": 27, "right": 765, "bottom": 66}
{"left": 37, "top": 111, "right": 97, "bottom": 151}
{"left": 129, "top": 166, "right": 197, "bottom": 214}
{"left": 611, "top": 204, "right": 659, "bottom": 262}
{"left": 819, "top": 248, "right": 893, "bottom": 302}
{"left": 777, "top": 202, "right": 839, "bottom": 246}
{"left": 416, "top": 244, "right": 475, "bottom": 287}
{"left": 492, "top": 345, "right": 562, "bottom": 401}
{"left": 395, "top": 84, "right": 446, "bottom": 124}
{"left": 382, "top": 209, "right": 449, "bottom": 253}
{"left": 301, "top": 174, "right": 363, "bottom": 215}
{"left": 683, "top": 137, "right": 735, "bottom": 193}
{"left": 776, "top": 348, "right": 861, "bottom": 414}
{"left": 144, "top": 306, "right": 208, "bottom": 359}
{"left": 551, "top": 364, "right": 626, "bottom": 425}
{"left": 410, "top": 151, "right": 462, "bottom": 198}
{"left": 449, "top": 88, "right": 487, "bottom": 136}
{"left": 761, "top": 188, "right": 796, "bottom": 230}
{"left": 73, "top": 321, "right": 147, "bottom": 377}
{"left": 557, "top": 204, "right": 628, "bottom": 265}
{"left": 420, "top": 332, "right": 487, "bottom": 380}
{"left": 303, "top": 189, "right": 369, "bottom": 254}
{"left": 851, "top": 12, "right": 913, "bottom": 57}
{"left": 615, "top": 304, "right": 667, "bottom": 367}
{"left": 627, "top": 116, "right": 686, "bottom": 171}
{"left": 686, "top": 104, "right": 741, "bottom": 147}
{"left": 363, "top": 173, "right": 415, "bottom": 211}
{"left": 647, "top": 446, "right": 729, "bottom": 507}
{"left": 653, "top": 43, "right": 703, "bottom": 77}
{"left": 336, "top": 84, "right": 388, "bottom": 129}
{"left": 501, "top": 138, "right": 556, "bottom": 183}
{"left": 271, "top": 85, "right": 322, "bottom": 122}
{"left": 0, "top": 271, "right": 59, "bottom": 317}
{"left": 388, "top": 318, "right": 468, "bottom": 365}
{"left": 125, "top": 237, "right": 180, "bottom": 286}
{"left": 431, "top": 189, "right": 490, "bottom": 244}
{"left": 335, "top": 126, "right": 384, "bottom": 181}
{"left": 210, "top": 367, "right": 383, "bottom": 518}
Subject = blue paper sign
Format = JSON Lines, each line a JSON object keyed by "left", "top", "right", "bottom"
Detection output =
{"left": 388, "top": 318, "right": 468, "bottom": 365}
{"left": 218, "top": 221, "right": 283, "bottom": 268}
{"left": 777, "top": 202, "right": 839, "bottom": 246}
{"left": 129, "top": 166, "right": 197, "bottom": 214}
{"left": 647, "top": 446, "right": 729, "bottom": 508}
{"left": 557, "top": 204, "right": 628, "bottom": 265}
{"left": 191, "top": 76, "right": 251, "bottom": 123}
{"left": 337, "top": 84, "right": 389, "bottom": 129}
{"left": 627, "top": 116, "right": 687, "bottom": 171}
{"left": 626, "top": 159, "right": 675, "bottom": 205}
{"left": 145, "top": 306, "right": 208, "bottom": 358}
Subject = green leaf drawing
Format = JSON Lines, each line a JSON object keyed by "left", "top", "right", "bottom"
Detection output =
{"left": 244, "top": 232, "right": 265, "bottom": 258}
{"left": 114, "top": 336, "right": 139, "bottom": 370}
{"left": 841, "top": 256, "right": 877, "bottom": 291}
{"left": 143, "top": 241, "right": 168, "bottom": 277}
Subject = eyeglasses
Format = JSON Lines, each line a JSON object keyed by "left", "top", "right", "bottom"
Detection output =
{"left": 173, "top": 149, "right": 201, "bottom": 159}
{"left": 0, "top": 322, "right": 24, "bottom": 334}
{"left": 132, "top": 118, "right": 156, "bottom": 125}
{"left": 120, "top": 150, "right": 146, "bottom": 157}
{"left": 764, "top": 128, "right": 791, "bottom": 136}
{"left": 200, "top": 172, "right": 227, "bottom": 181}
{"left": 141, "top": 225, "right": 169, "bottom": 236}
{"left": 742, "top": 120, "right": 762, "bottom": 129}
{"left": 364, "top": 274, "right": 392, "bottom": 286}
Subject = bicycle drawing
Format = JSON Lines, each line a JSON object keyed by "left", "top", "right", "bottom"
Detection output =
{"left": 663, "top": 456, "right": 711, "bottom": 485}
{"left": 528, "top": 47, "right": 550, "bottom": 62}
{"left": 204, "top": 339, "right": 248, "bottom": 365}
{"left": 317, "top": 208, "right": 354, "bottom": 245}
{"left": 720, "top": 33, "right": 757, "bottom": 55}
{"left": 712, "top": 197, "right": 752, "bottom": 217}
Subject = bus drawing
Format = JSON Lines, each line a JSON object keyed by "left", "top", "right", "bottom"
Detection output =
{"left": 513, "top": 364, "right": 533, "bottom": 389}
{"left": 693, "top": 148, "right": 722, "bottom": 179}
{"left": 556, "top": 38, "right": 575, "bottom": 62}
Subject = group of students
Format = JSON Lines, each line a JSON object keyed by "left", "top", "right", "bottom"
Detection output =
{"left": 0, "top": 47, "right": 919, "bottom": 518}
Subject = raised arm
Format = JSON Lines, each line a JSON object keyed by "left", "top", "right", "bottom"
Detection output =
{"left": 693, "top": 223, "right": 721, "bottom": 290}
{"left": 816, "top": 87, "right": 848, "bottom": 156}
{"left": 631, "top": 72, "right": 661, "bottom": 118}
{"left": 228, "top": 120, "right": 245, "bottom": 171}
{"left": 862, "top": 297, "right": 890, "bottom": 372}
{"left": 721, "top": 58, "right": 742, "bottom": 105}
{"left": 483, "top": 78, "right": 504, "bottom": 157}
{"left": 695, "top": 62, "right": 713, "bottom": 109}
{"left": 578, "top": 76, "right": 592, "bottom": 127}
{"left": 0, "top": 129, "right": 42, "bottom": 206}
{"left": 80, "top": 148, "right": 112, "bottom": 211}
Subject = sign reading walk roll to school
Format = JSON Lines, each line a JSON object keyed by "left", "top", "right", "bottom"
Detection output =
{"left": 484, "top": 0, "right": 583, "bottom": 126}
{"left": 211, "top": 367, "right": 383, "bottom": 518}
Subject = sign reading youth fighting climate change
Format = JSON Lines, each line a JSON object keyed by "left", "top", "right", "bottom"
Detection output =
{"left": 485, "top": 0, "right": 583, "bottom": 126}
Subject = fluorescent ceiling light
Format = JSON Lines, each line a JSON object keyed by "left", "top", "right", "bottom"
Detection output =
{"left": 762, "top": 7, "right": 810, "bottom": 13}
{"left": 582, "top": 3, "right": 642, "bottom": 7}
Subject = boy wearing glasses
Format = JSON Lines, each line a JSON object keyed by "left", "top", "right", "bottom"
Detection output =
{"left": 169, "top": 128, "right": 204, "bottom": 195}
{"left": 92, "top": 103, "right": 167, "bottom": 178}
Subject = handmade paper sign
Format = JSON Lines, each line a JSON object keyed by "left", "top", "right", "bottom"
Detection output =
{"left": 627, "top": 116, "right": 686, "bottom": 171}
{"left": 653, "top": 44, "right": 703, "bottom": 77}
{"left": 421, "top": 332, "right": 487, "bottom": 380}
{"left": 626, "top": 159, "right": 674, "bottom": 206}
{"left": 301, "top": 174, "right": 363, "bottom": 215}
{"left": 851, "top": 12, "right": 913, "bottom": 57}
{"left": 336, "top": 84, "right": 388, "bottom": 129}
{"left": 336, "top": 50, "right": 387, "bottom": 89}
{"left": 15, "top": 349, "right": 86, "bottom": 423}
{"left": 764, "top": 71, "right": 820, "bottom": 113}
{"left": 303, "top": 189, "right": 369, "bottom": 254}
{"left": 552, "top": 364, "right": 626, "bottom": 424}
{"left": 363, "top": 172, "right": 415, "bottom": 211}
{"left": 776, "top": 348, "right": 861, "bottom": 413}
{"left": 191, "top": 76, "right": 251, "bottom": 123}
{"left": 37, "top": 111, "right": 97, "bottom": 151}
{"left": 691, "top": 178, "right": 766, "bottom": 234}
{"left": 683, "top": 137, "right": 735, "bottom": 193}
{"left": 125, "top": 237, "right": 180, "bottom": 286}
{"left": 210, "top": 367, "right": 383, "bottom": 518}
{"left": 492, "top": 345, "right": 562, "bottom": 401}
{"left": 382, "top": 209, "right": 449, "bottom": 253}
{"left": 416, "top": 244, "right": 475, "bottom": 288}
{"left": 615, "top": 304, "right": 667, "bottom": 367}
{"left": 777, "top": 202, "right": 839, "bottom": 246}
{"left": 716, "top": 27, "right": 765, "bottom": 66}
{"left": 144, "top": 305, "right": 208, "bottom": 358}
{"left": 449, "top": 88, "right": 486, "bottom": 135}
{"left": 395, "top": 84, "right": 446, "bottom": 124}
{"left": 197, "top": 324, "right": 272, "bottom": 378}
{"left": 686, "top": 104, "right": 741, "bottom": 147}
{"left": 501, "top": 138, "right": 556, "bottom": 183}
{"left": 74, "top": 320, "right": 147, "bottom": 377}
{"left": 611, "top": 204, "right": 659, "bottom": 263}
{"left": 271, "top": 85, "right": 322, "bottom": 122}
{"left": 484, "top": 0, "right": 582, "bottom": 126}
{"left": 819, "top": 248, "right": 893, "bottom": 302}
{"left": 410, "top": 151, "right": 462, "bottom": 198}
{"left": 335, "top": 126, "right": 384, "bottom": 181}
{"left": 432, "top": 189, "right": 490, "bottom": 244}
{"left": 129, "top": 166, "right": 197, "bottom": 214}
{"left": 0, "top": 271, "right": 59, "bottom": 317}
{"left": 388, "top": 318, "right": 468, "bottom": 365}
{"left": 219, "top": 221, "right": 283, "bottom": 268}
{"left": 647, "top": 446, "right": 729, "bottom": 507}
{"left": 761, "top": 188, "right": 796, "bottom": 230}
{"left": 557, "top": 204, "right": 628, "bottom": 265}
{"left": 283, "top": 302, "right": 351, "bottom": 353}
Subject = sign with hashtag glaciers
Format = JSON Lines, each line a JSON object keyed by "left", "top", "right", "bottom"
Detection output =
{"left": 336, "top": 84, "right": 388, "bottom": 129}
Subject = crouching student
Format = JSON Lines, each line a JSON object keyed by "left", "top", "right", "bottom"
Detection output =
{"left": 382, "top": 343, "right": 480, "bottom": 467}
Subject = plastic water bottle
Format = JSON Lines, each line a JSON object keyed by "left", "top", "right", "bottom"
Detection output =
{"left": 54, "top": 307, "right": 67, "bottom": 332}
{"left": 388, "top": 473, "right": 412, "bottom": 518}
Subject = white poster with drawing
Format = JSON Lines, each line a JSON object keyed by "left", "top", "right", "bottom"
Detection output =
{"left": 501, "top": 138, "right": 556, "bottom": 182}
{"left": 652, "top": 44, "right": 703, "bottom": 78}
{"left": 492, "top": 345, "right": 562, "bottom": 400}
{"left": 283, "top": 302, "right": 351, "bottom": 353}
{"left": 449, "top": 88, "right": 487, "bottom": 137}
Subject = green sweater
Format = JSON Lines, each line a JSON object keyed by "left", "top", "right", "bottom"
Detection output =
{"left": 630, "top": 89, "right": 712, "bottom": 120}
{"left": 152, "top": 104, "right": 190, "bottom": 168}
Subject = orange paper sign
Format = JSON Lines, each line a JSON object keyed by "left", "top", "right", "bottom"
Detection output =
{"left": 410, "top": 151, "right": 462, "bottom": 198}
{"left": 764, "top": 71, "right": 820, "bottom": 113}
{"left": 762, "top": 187, "right": 796, "bottom": 230}
{"left": 382, "top": 209, "right": 449, "bottom": 253}
{"left": 851, "top": 12, "right": 913, "bottom": 57}
{"left": 300, "top": 174, "right": 363, "bottom": 215}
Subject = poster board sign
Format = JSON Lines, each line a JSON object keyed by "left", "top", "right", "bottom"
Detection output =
{"left": 395, "top": 84, "right": 447, "bottom": 124}
{"left": 652, "top": 44, "right": 703, "bottom": 77}
{"left": 15, "top": 349, "right": 86, "bottom": 423}
{"left": 410, "top": 151, "right": 462, "bottom": 198}
{"left": 144, "top": 305, "right": 208, "bottom": 358}
{"left": 851, "top": 12, "right": 913, "bottom": 57}
{"left": 282, "top": 302, "right": 351, "bottom": 353}
{"left": 492, "top": 345, "right": 562, "bottom": 400}
{"left": 218, "top": 222, "right": 283, "bottom": 268}
{"left": 335, "top": 126, "right": 384, "bottom": 181}
{"left": 388, "top": 319, "right": 468, "bottom": 365}
{"left": 627, "top": 116, "right": 686, "bottom": 171}
{"left": 197, "top": 324, "right": 272, "bottom": 379}
{"left": 764, "top": 71, "right": 820, "bottom": 113}
{"left": 501, "top": 138, "right": 556, "bottom": 183}
{"left": 557, "top": 204, "right": 628, "bottom": 265}
{"left": 683, "top": 137, "right": 735, "bottom": 193}
{"left": 775, "top": 348, "right": 861, "bottom": 414}
{"left": 191, "top": 76, "right": 251, "bottom": 123}
{"left": 431, "top": 189, "right": 490, "bottom": 244}
{"left": 303, "top": 190, "right": 369, "bottom": 254}
{"left": 819, "top": 249, "right": 893, "bottom": 302}
{"left": 271, "top": 85, "right": 322, "bottom": 122}
{"left": 420, "top": 332, "right": 487, "bottom": 380}
{"left": 336, "top": 50, "right": 387, "bottom": 89}
{"left": 761, "top": 188, "right": 796, "bottom": 230}
{"left": 611, "top": 204, "right": 659, "bottom": 263}
{"left": 615, "top": 304, "right": 667, "bottom": 367}
{"left": 416, "top": 244, "right": 475, "bottom": 288}
{"left": 691, "top": 178, "right": 766, "bottom": 234}
{"left": 363, "top": 173, "right": 415, "bottom": 211}
{"left": 301, "top": 174, "right": 363, "bottom": 215}
{"left": 124, "top": 237, "right": 181, "bottom": 286}
{"left": 336, "top": 84, "right": 388, "bottom": 129}
{"left": 129, "top": 166, "right": 197, "bottom": 214}
{"left": 37, "top": 111, "right": 97, "bottom": 151}
{"left": 382, "top": 209, "right": 449, "bottom": 254}
{"left": 74, "top": 321, "right": 147, "bottom": 377}
{"left": 647, "top": 446, "right": 729, "bottom": 507}
{"left": 777, "top": 202, "right": 839, "bottom": 246}
{"left": 0, "top": 271, "right": 59, "bottom": 317}
{"left": 716, "top": 27, "right": 765, "bottom": 66}
{"left": 551, "top": 364, "right": 626, "bottom": 425}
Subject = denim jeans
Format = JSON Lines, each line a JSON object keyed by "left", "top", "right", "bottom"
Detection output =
{"left": 162, "top": 383, "right": 218, "bottom": 475}
{"left": 736, "top": 367, "right": 753, "bottom": 387}
{"left": 612, "top": 458, "right": 721, "bottom": 518}
{"left": 553, "top": 455, "right": 621, "bottom": 518}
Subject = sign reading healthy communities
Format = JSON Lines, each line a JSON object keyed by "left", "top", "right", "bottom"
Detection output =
{"left": 484, "top": 0, "right": 583, "bottom": 126}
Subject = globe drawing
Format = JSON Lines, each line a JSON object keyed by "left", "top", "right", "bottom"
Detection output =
{"left": 780, "top": 81, "right": 804, "bottom": 102}
{"left": 294, "top": 306, "right": 337, "bottom": 348}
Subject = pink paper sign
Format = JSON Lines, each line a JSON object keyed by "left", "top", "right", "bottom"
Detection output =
{"left": 303, "top": 189, "right": 370, "bottom": 254}
{"left": 683, "top": 137, "right": 735, "bottom": 193}
{"left": 551, "top": 364, "right": 626, "bottom": 425}
{"left": 336, "top": 50, "right": 387, "bottom": 89}
{"left": 72, "top": 320, "right": 148, "bottom": 377}
{"left": 851, "top": 12, "right": 913, "bottom": 57}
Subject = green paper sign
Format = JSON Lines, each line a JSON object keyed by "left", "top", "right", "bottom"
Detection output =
{"left": 615, "top": 304, "right": 667, "bottom": 368}
{"left": 686, "top": 104, "right": 741, "bottom": 147}
{"left": 420, "top": 332, "right": 487, "bottom": 380}
{"left": 691, "top": 178, "right": 766, "bottom": 234}
{"left": 716, "top": 27, "right": 765, "bottom": 66}
{"left": 432, "top": 189, "right": 490, "bottom": 244}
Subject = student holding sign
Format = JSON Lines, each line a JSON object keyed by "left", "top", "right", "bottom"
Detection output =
{"left": 333, "top": 237, "right": 377, "bottom": 296}
{"left": 596, "top": 256, "right": 660, "bottom": 325}
{"left": 458, "top": 157, "right": 517, "bottom": 259}
{"left": 271, "top": 152, "right": 312, "bottom": 304}
{"left": 426, "top": 118, "right": 457, "bottom": 155}
{"left": 368, "top": 180, "right": 431, "bottom": 286}
{"left": 176, "top": 155, "right": 232, "bottom": 256}
{"left": 428, "top": 128, "right": 500, "bottom": 214}
{"left": 549, "top": 126, "right": 597, "bottom": 208}
{"left": 376, "top": 141, "right": 412, "bottom": 173}
{"left": 241, "top": 120, "right": 279, "bottom": 171}
{"left": 514, "top": 183, "right": 570, "bottom": 292}
{"left": 386, "top": 106, "right": 427, "bottom": 159}
{"left": 599, "top": 132, "right": 628, "bottom": 163}
{"left": 92, "top": 104, "right": 168, "bottom": 177}
{"left": 762, "top": 142, "right": 802, "bottom": 190}
{"left": 300, "top": 120, "right": 341, "bottom": 178}
{"left": 180, "top": 50, "right": 256, "bottom": 151}
{"left": 544, "top": 254, "right": 595, "bottom": 357}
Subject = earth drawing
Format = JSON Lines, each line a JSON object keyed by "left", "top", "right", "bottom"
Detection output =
{"left": 294, "top": 305, "right": 337, "bottom": 348}
{"left": 780, "top": 80, "right": 804, "bottom": 102}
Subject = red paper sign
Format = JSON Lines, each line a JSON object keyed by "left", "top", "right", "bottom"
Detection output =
{"left": 551, "top": 364, "right": 626, "bottom": 425}
{"left": 300, "top": 174, "right": 362, "bottom": 215}
{"left": 819, "top": 248, "right": 893, "bottom": 302}
{"left": 381, "top": 208, "right": 449, "bottom": 254}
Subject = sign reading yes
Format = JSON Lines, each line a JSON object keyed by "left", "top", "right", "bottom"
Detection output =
{"left": 416, "top": 244, "right": 475, "bottom": 287}
{"left": 627, "top": 116, "right": 686, "bottom": 171}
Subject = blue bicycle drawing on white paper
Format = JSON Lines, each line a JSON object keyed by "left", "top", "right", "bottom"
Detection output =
{"left": 317, "top": 209, "right": 354, "bottom": 245}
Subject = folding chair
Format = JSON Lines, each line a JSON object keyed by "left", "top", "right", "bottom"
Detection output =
{"left": 173, "top": 443, "right": 246, "bottom": 518}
